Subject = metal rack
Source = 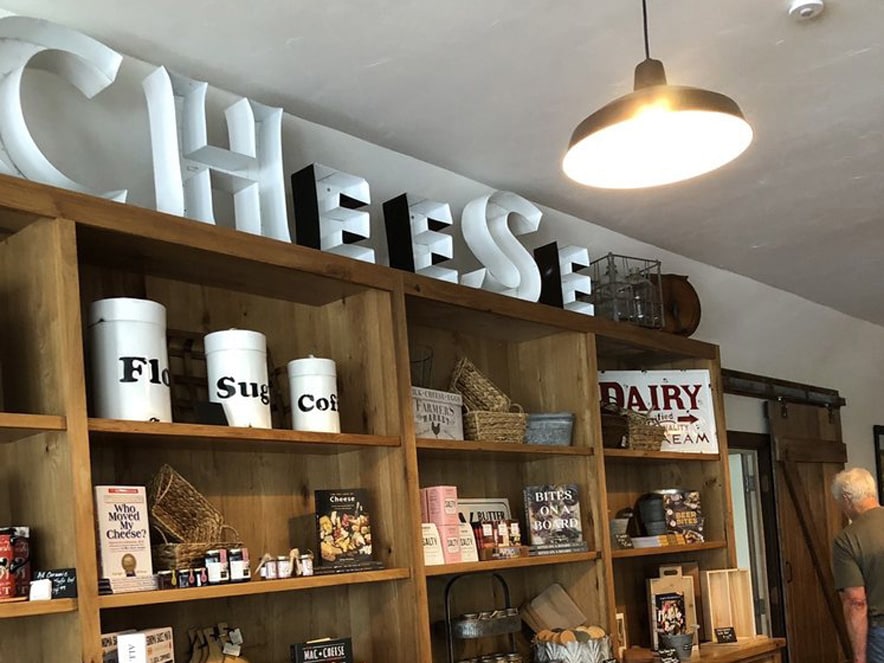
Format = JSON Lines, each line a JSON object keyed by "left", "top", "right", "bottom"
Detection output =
{"left": 444, "top": 573, "right": 521, "bottom": 663}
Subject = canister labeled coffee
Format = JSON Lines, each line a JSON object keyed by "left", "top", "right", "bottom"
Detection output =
{"left": 88, "top": 298, "right": 172, "bottom": 421}
{"left": 287, "top": 355, "right": 340, "bottom": 433}
{"left": 204, "top": 329, "right": 271, "bottom": 428}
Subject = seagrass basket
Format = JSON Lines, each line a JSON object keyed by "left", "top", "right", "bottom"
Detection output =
{"left": 463, "top": 405, "right": 526, "bottom": 443}
{"left": 449, "top": 356, "right": 511, "bottom": 413}
{"left": 600, "top": 401, "right": 666, "bottom": 451}
{"left": 152, "top": 526, "right": 243, "bottom": 571}
{"left": 148, "top": 464, "right": 226, "bottom": 543}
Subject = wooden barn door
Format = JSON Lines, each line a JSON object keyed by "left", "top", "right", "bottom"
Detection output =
{"left": 767, "top": 400, "right": 850, "bottom": 663}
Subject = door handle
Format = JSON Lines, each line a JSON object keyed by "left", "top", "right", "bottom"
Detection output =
{"left": 784, "top": 560, "right": 793, "bottom": 583}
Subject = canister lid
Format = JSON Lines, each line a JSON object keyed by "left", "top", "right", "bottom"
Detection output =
{"left": 204, "top": 329, "right": 267, "bottom": 354}
{"left": 88, "top": 298, "right": 166, "bottom": 326}
{"left": 287, "top": 355, "right": 337, "bottom": 377}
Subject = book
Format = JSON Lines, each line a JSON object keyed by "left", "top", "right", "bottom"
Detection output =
{"left": 315, "top": 489, "right": 373, "bottom": 567}
{"left": 522, "top": 484, "right": 584, "bottom": 546}
{"left": 662, "top": 490, "right": 705, "bottom": 543}
{"left": 654, "top": 591, "right": 687, "bottom": 636}
{"left": 291, "top": 636, "right": 353, "bottom": 663}
{"left": 94, "top": 486, "right": 153, "bottom": 579}
{"left": 115, "top": 633, "right": 147, "bottom": 663}
{"left": 102, "top": 628, "right": 173, "bottom": 663}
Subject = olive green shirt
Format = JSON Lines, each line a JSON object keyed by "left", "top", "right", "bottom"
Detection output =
{"left": 833, "top": 506, "right": 884, "bottom": 620}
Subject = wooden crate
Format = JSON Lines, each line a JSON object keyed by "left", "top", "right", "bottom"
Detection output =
{"left": 700, "top": 568, "right": 756, "bottom": 640}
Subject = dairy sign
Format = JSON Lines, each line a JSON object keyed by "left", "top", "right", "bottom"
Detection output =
{"left": 598, "top": 370, "right": 718, "bottom": 454}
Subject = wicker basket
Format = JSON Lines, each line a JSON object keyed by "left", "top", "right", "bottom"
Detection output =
{"left": 449, "top": 356, "right": 511, "bottom": 412}
{"left": 464, "top": 405, "right": 526, "bottom": 443}
{"left": 625, "top": 410, "right": 667, "bottom": 451}
{"left": 152, "top": 526, "right": 243, "bottom": 571}
{"left": 148, "top": 464, "right": 226, "bottom": 543}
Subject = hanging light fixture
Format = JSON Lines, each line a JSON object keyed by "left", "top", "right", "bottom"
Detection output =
{"left": 562, "top": 0, "right": 753, "bottom": 189}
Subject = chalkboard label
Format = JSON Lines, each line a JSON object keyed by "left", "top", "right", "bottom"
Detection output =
{"left": 32, "top": 568, "right": 77, "bottom": 598}
{"left": 715, "top": 626, "right": 738, "bottom": 643}
{"left": 656, "top": 648, "right": 680, "bottom": 663}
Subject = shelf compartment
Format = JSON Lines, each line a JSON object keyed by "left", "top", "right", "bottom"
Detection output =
{"left": 0, "top": 413, "right": 66, "bottom": 444}
{"left": 88, "top": 418, "right": 399, "bottom": 453}
{"left": 611, "top": 541, "right": 727, "bottom": 559}
{"left": 98, "top": 567, "right": 410, "bottom": 609}
{"left": 417, "top": 438, "right": 593, "bottom": 461}
{"left": 0, "top": 598, "right": 77, "bottom": 619}
{"left": 604, "top": 448, "right": 720, "bottom": 462}
{"left": 425, "top": 551, "right": 600, "bottom": 577}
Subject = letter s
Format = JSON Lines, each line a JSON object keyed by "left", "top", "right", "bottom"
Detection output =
{"left": 216, "top": 376, "right": 236, "bottom": 399}
{"left": 460, "top": 191, "right": 542, "bottom": 301}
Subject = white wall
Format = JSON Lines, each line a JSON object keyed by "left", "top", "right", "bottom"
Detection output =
{"left": 19, "top": 51, "right": 884, "bottom": 473}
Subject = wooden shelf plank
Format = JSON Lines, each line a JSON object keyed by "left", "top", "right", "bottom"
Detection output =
{"left": 0, "top": 598, "right": 77, "bottom": 618}
{"left": 604, "top": 448, "right": 720, "bottom": 462}
{"left": 424, "top": 551, "right": 600, "bottom": 577}
{"left": 612, "top": 541, "right": 727, "bottom": 559}
{"left": 417, "top": 438, "right": 593, "bottom": 460}
{"left": 0, "top": 413, "right": 66, "bottom": 443}
{"left": 88, "top": 419, "right": 399, "bottom": 453}
{"left": 98, "top": 568, "right": 411, "bottom": 609}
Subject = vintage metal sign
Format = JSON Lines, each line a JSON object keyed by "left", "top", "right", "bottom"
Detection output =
{"left": 598, "top": 369, "right": 719, "bottom": 454}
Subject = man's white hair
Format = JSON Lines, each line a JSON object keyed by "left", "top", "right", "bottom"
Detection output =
{"left": 831, "top": 467, "right": 878, "bottom": 504}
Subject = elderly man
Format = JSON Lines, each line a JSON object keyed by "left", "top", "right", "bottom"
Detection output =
{"left": 832, "top": 467, "right": 884, "bottom": 663}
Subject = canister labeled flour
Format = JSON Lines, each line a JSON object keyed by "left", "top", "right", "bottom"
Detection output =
{"left": 287, "top": 356, "right": 340, "bottom": 433}
{"left": 88, "top": 298, "right": 172, "bottom": 422}
{"left": 204, "top": 329, "right": 271, "bottom": 428}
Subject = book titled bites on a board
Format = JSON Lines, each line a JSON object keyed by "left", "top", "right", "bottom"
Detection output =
{"left": 315, "top": 489, "right": 373, "bottom": 567}
{"left": 523, "top": 484, "right": 584, "bottom": 546}
{"left": 291, "top": 636, "right": 353, "bottom": 663}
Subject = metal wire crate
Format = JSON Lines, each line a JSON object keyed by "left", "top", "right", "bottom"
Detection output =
{"left": 586, "top": 253, "right": 664, "bottom": 329}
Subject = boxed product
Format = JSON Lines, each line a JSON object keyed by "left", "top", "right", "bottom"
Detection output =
{"left": 0, "top": 526, "right": 30, "bottom": 599}
{"left": 437, "top": 523, "right": 462, "bottom": 564}
{"left": 94, "top": 486, "right": 152, "bottom": 579}
{"left": 411, "top": 387, "right": 464, "bottom": 440}
{"left": 104, "top": 627, "right": 174, "bottom": 663}
{"left": 422, "top": 485, "right": 459, "bottom": 526}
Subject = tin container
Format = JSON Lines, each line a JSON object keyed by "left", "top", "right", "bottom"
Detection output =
{"left": 287, "top": 355, "right": 340, "bottom": 433}
{"left": 299, "top": 553, "right": 314, "bottom": 577}
{"left": 88, "top": 298, "right": 172, "bottom": 421}
{"left": 205, "top": 549, "right": 229, "bottom": 584}
{"left": 277, "top": 555, "right": 292, "bottom": 579}
{"left": 263, "top": 558, "right": 278, "bottom": 580}
{"left": 0, "top": 527, "right": 29, "bottom": 599}
{"left": 204, "top": 329, "right": 271, "bottom": 428}
{"left": 157, "top": 570, "right": 175, "bottom": 590}
{"left": 228, "top": 547, "right": 251, "bottom": 582}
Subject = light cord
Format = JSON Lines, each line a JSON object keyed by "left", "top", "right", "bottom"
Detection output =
{"left": 642, "top": 0, "right": 651, "bottom": 59}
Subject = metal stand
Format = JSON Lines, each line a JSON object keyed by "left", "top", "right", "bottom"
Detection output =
{"left": 444, "top": 572, "right": 520, "bottom": 663}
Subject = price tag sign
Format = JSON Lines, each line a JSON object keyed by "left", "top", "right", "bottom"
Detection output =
{"left": 656, "top": 648, "right": 680, "bottom": 663}
{"left": 31, "top": 568, "right": 77, "bottom": 598}
{"left": 715, "top": 626, "right": 738, "bottom": 643}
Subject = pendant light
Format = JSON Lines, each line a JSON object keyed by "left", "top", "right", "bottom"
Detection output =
{"left": 562, "top": 0, "right": 753, "bottom": 189}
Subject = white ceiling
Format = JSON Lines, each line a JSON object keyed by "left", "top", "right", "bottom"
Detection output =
{"left": 4, "top": 1, "right": 884, "bottom": 323}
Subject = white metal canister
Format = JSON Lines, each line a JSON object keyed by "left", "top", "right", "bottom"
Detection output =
{"left": 88, "top": 297, "right": 172, "bottom": 422}
{"left": 287, "top": 355, "right": 340, "bottom": 433}
{"left": 204, "top": 329, "right": 271, "bottom": 428}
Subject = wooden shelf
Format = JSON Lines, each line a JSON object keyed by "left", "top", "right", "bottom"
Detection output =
{"left": 424, "top": 551, "right": 600, "bottom": 577}
{"left": 612, "top": 541, "right": 728, "bottom": 559}
{"left": 0, "top": 598, "right": 77, "bottom": 619}
{"left": 88, "top": 419, "right": 399, "bottom": 453}
{"left": 604, "top": 448, "right": 720, "bottom": 462}
{"left": 0, "top": 413, "right": 66, "bottom": 443}
{"left": 98, "top": 568, "right": 411, "bottom": 609}
{"left": 417, "top": 438, "right": 593, "bottom": 460}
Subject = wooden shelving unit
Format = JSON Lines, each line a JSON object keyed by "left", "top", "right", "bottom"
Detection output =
{"left": 0, "top": 176, "right": 781, "bottom": 663}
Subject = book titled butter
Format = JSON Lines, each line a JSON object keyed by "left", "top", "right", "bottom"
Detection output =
{"left": 94, "top": 486, "right": 153, "bottom": 579}
{"left": 411, "top": 387, "right": 463, "bottom": 440}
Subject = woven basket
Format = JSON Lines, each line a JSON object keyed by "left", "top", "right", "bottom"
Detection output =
{"left": 449, "top": 356, "right": 511, "bottom": 413}
{"left": 148, "top": 464, "right": 225, "bottom": 543}
{"left": 152, "top": 527, "right": 243, "bottom": 571}
{"left": 464, "top": 405, "right": 526, "bottom": 443}
{"left": 625, "top": 410, "right": 667, "bottom": 451}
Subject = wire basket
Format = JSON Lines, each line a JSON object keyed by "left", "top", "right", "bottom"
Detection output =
{"left": 449, "top": 356, "right": 511, "bottom": 413}
{"left": 464, "top": 406, "right": 526, "bottom": 443}
{"left": 586, "top": 253, "right": 664, "bottom": 329}
{"left": 148, "top": 464, "right": 226, "bottom": 543}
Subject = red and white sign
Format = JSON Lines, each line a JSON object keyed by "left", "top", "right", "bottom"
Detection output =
{"left": 599, "top": 369, "right": 718, "bottom": 454}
